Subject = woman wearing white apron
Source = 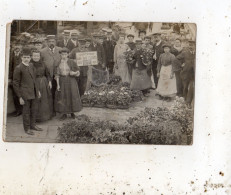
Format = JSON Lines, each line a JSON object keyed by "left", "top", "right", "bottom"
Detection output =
{"left": 156, "top": 43, "right": 177, "bottom": 101}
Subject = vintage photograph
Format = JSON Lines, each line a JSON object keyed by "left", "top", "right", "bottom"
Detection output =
{"left": 4, "top": 20, "right": 196, "bottom": 144}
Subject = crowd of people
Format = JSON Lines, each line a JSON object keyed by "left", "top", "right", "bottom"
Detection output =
{"left": 8, "top": 27, "right": 195, "bottom": 135}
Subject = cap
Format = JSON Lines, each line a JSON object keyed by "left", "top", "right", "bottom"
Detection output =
{"left": 135, "top": 38, "right": 143, "bottom": 43}
{"left": 118, "top": 33, "right": 126, "bottom": 38}
{"left": 62, "top": 30, "right": 70, "bottom": 35}
{"left": 78, "top": 38, "right": 86, "bottom": 44}
{"left": 139, "top": 30, "right": 146, "bottom": 34}
{"left": 85, "top": 37, "right": 92, "bottom": 42}
{"left": 59, "top": 47, "right": 70, "bottom": 54}
{"left": 21, "top": 47, "right": 31, "bottom": 56}
{"left": 91, "top": 33, "right": 100, "bottom": 38}
{"left": 144, "top": 36, "right": 151, "bottom": 40}
{"left": 46, "top": 35, "right": 56, "bottom": 40}
{"left": 127, "top": 34, "right": 135, "bottom": 38}
{"left": 153, "top": 32, "right": 161, "bottom": 36}
{"left": 32, "top": 38, "right": 42, "bottom": 44}
{"left": 106, "top": 29, "right": 113, "bottom": 33}
{"left": 162, "top": 43, "right": 171, "bottom": 49}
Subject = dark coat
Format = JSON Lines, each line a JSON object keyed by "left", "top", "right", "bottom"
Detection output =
{"left": 103, "top": 39, "right": 116, "bottom": 63}
{"left": 153, "top": 41, "right": 166, "bottom": 62}
{"left": 69, "top": 47, "right": 88, "bottom": 77}
{"left": 171, "top": 46, "right": 183, "bottom": 72}
{"left": 66, "top": 39, "right": 78, "bottom": 52}
{"left": 57, "top": 39, "right": 69, "bottom": 48}
{"left": 88, "top": 43, "right": 106, "bottom": 69}
{"left": 13, "top": 63, "right": 39, "bottom": 100}
{"left": 126, "top": 42, "right": 136, "bottom": 50}
{"left": 40, "top": 46, "right": 62, "bottom": 78}
{"left": 9, "top": 52, "right": 21, "bottom": 80}
{"left": 175, "top": 48, "right": 195, "bottom": 81}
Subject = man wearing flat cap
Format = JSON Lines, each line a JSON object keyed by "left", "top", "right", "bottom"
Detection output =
{"left": 57, "top": 30, "right": 70, "bottom": 48}
{"left": 89, "top": 33, "right": 106, "bottom": 70}
{"left": 40, "top": 35, "right": 62, "bottom": 115}
{"left": 173, "top": 40, "right": 196, "bottom": 108}
{"left": 69, "top": 38, "right": 89, "bottom": 97}
{"left": 152, "top": 32, "right": 166, "bottom": 88}
{"left": 66, "top": 32, "right": 78, "bottom": 52}
{"left": 103, "top": 29, "right": 116, "bottom": 74}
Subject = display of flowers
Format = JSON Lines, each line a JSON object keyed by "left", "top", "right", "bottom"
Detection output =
{"left": 81, "top": 76, "right": 143, "bottom": 109}
{"left": 140, "top": 48, "right": 154, "bottom": 66}
{"left": 124, "top": 49, "right": 136, "bottom": 65}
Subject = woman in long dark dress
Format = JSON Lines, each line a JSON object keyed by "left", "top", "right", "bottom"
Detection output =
{"left": 55, "top": 48, "right": 82, "bottom": 120}
{"left": 31, "top": 49, "right": 53, "bottom": 122}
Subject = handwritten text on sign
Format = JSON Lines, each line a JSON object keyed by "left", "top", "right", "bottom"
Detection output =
{"left": 76, "top": 51, "right": 98, "bottom": 66}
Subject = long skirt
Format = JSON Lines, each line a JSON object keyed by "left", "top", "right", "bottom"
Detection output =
{"left": 55, "top": 76, "right": 82, "bottom": 114}
{"left": 156, "top": 65, "right": 177, "bottom": 97}
{"left": 130, "top": 68, "right": 152, "bottom": 90}
{"left": 35, "top": 76, "right": 53, "bottom": 122}
{"left": 114, "top": 59, "right": 131, "bottom": 83}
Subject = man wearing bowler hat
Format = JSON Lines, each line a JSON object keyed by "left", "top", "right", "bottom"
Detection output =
{"left": 57, "top": 30, "right": 70, "bottom": 48}
{"left": 40, "top": 35, "right": 62, "bottom": 115}
{"left": 152, "top": 32, "right": 166, "bottom": 88}
{"left": 13, "top": 47, "right": 43, "bottom": 135}
{"left": 103, "top": 29, "right": 116, "bottom": 74}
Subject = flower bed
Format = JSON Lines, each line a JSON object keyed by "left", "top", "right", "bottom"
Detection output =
{"left": 58, "top": 98, "right": 193, "bottom": 145}
{"left": 81, "top": 76, "right": 143, "bottom": 109}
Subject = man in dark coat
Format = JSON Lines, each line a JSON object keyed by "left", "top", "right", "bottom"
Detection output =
{"left": 103, "top": 29, "right": 116, "bottom": 74}
{"left": 69, "top": 38, "right": 89, "bottom": 97}
{"left": 152, "top": 32, "right": 165, "bottom": 88}
{"left": 174, "top": 40, "right": 196, "bottom": 108}
{"left": 66, "top": 32, "right": 78, "bottom": 52}
{"left": 13, "top": 47, "right": 43, "bottom": 135}
{"left": 9, "top": 44, "right": 22, "bottom": 117}
{"left": 88, "top": 34, "right": 106, "bottom": 70}
{"left": 40, "top": 35, "right": 62, "bottom": 115}
{"left": 171, "top": 38, "right": 184, "bottom": 97}
{"left": 57, "top": 30, "right": 70, "bottom": 48}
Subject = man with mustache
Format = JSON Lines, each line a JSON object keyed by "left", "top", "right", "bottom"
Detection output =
{"left": 40, "top": 35, "right": 62, "bottom": 116}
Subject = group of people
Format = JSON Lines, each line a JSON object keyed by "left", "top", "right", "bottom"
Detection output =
{"left": 8, "top": 27, "right": 195, "bottom": 135}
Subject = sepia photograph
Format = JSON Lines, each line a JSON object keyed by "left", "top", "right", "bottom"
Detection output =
{"left": 4, "top": 20, "right": 196, "bottom": 145}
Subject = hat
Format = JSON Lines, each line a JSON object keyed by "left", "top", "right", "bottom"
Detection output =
{"left": 62, "top": 30, "right": 70, "bottom": 35}
{"left": 102, "top": 28, "right": 108, "bottom": 32}
{"left": 139, "top": 30, "right": 146, "bottom": 34}
{"left": 118, "top": 33, "right": 126, "bottom": 38}
{"left": 91, "top": 33, "right": 100, "bottom": 38}
{"left": 46, "top": 35, "right": 56, "bottom": 40}
{"left": 188, "top": 40, "right": 196, "bottom": 44}
{"left": 127, "top": 34, "right": 134, "bottom": 38}
{"left": 106, "top": 29, "right": 113, "bottom": 34}
{"left": 153, "top": 32, "right": 161, "bottom": 36}
{"left": 162, "top": 43, "right": 171, "bottom": 49}
{"left": 32, "top": 38, "right": 42, "bottom": 44}
{"left": 59, "top": 47, "right": 70, "bottom": 54}
{"left": 144, "top": 36, "right": 151, "bottom": 40}
{"left": 85, "top": 37, "right": 92, "bottom": 42}
{"left": 21, "top": 47, "right": 31, "bottom": 56}
{"left": 78, "top": 38, "right": 86, "bottom": 44}
{"left": 135, "top": 38, "right": 143, "bottom": 43}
